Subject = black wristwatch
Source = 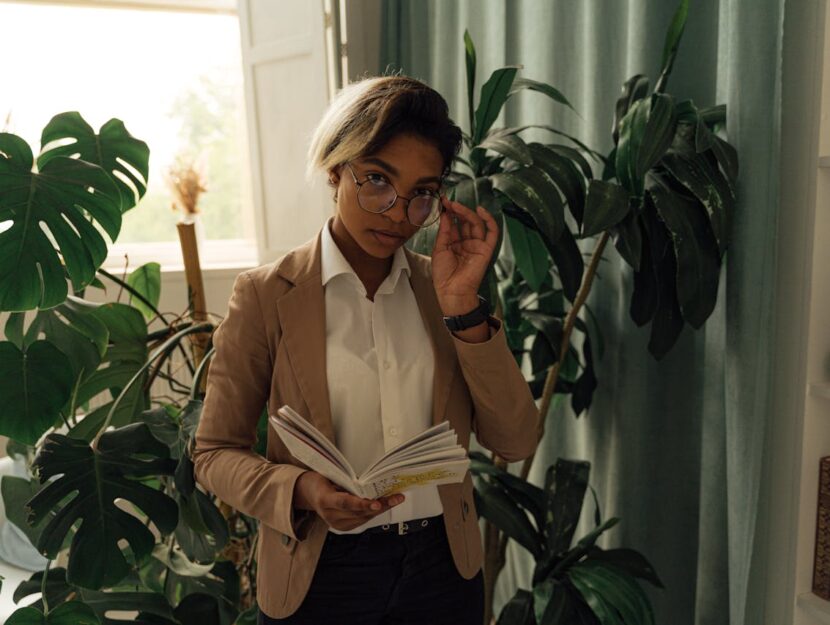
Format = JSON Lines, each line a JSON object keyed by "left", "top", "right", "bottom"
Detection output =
{"left": 442, "top": 295, "right": 496, "bottom": 332}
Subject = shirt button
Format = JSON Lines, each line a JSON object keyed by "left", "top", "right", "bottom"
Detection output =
{"left": 383, "top": 361, "right": 391, "bottom": 370}
{"left": 389, "top": 427, "right": 398, "bottom": 436}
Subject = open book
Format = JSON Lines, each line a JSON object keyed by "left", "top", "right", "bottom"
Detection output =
{"left": 268, "top": 405, "right": 471, "bottom": 499}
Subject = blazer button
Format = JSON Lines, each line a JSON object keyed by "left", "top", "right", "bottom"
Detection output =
{"left": 462, "top": 500, "right": 469, "bottom": 516}
{"left": 281, "top": 533, "right": 291, "bottom": 546}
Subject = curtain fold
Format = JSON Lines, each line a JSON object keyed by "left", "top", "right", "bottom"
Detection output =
{"left": 377, "top": 2, "right": 784, "bottom": 623}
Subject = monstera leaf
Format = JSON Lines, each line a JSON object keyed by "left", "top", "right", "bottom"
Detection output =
{"left": 0, "top": 133, "right": 120, "bottom": 311}
{"left": 67, "top": 301, "right": 149, "bottom": 441}
{"left": 6, "top": 601, "right": 100, "bottom": 625}
{"left": 13, "top": 567, "right": 178, "bottom": 625}
{"left": 27, "top": 422, "right": 178, "bottom": 589}
{"left": 0, "top": 340, "right": 74, "bottom": 444}
{"left": 37, "top": 112, "right": 149, "bottom": 214}
{"left": 0, "top": 113, "right": 149, "bottom": 313}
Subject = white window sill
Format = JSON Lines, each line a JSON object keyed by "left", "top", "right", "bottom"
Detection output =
{"left": 101, "top": 238, "right": 260, "bottom": 275}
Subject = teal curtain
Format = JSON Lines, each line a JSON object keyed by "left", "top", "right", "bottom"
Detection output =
{"left": 377, "top": 1, "right": 784, "bottom": 624}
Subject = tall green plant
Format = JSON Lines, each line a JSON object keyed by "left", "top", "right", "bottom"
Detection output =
{"left": 0, "top": 115, "right": 252, "bottom": 623}
{"left": 406, "top": 1, "right": 736, "bottom": 622}
{"left": 471, "top": 452, "right": 663, "bottom": 625}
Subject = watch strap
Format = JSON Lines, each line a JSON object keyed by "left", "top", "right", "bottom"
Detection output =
{"left": 443, "top": 296, "right": 492, "bottom": 332}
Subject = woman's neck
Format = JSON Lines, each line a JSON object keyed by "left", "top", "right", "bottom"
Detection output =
{"left": 330, "top": 216, "right": 393, "bottom": 299}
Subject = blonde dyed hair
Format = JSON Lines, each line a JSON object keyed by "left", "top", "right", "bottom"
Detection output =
{"left": 305, "top": 74, "right": 462, "bottom": 195}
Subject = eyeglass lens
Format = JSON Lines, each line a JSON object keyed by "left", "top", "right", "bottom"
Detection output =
{"left": 358, "top": 178, "right": 441, "bottom": 227}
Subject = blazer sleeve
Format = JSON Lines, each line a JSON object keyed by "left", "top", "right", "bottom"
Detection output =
{"left": 450, "top": 315, "right": 539, "bottom": 462}
{"left": 192, "top": 270, "right": 313, "bottom": 542}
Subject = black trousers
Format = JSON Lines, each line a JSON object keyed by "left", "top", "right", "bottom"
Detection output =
{"left": 258, "top": 514, "right": 484, "bottom": 625}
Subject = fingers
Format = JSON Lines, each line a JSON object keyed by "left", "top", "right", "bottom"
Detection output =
{"left": 444, "top": 197, "right": 489, "bottom": 241}
{"left": 477, "top": 205, "right": 499, "bottom": 249}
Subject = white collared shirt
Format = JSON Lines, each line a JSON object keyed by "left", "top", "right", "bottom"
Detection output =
{"left": 321, "top": 218, "right": 443, "bottom": 534}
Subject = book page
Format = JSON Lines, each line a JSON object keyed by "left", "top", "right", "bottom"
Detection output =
{"left": 359, "top": 458, "right": 471, "bottom": 499}
{"left": 363, "top": 431, "right": 459, "bottom": 476}
{"left": 268, "top": 416, "right": 360, "bottom": 496}
{"left": 362, "top": 421, "right": 452, "bottom": 475}
{"left": 363, "top": 447, "right": 468, "bottom": 482}
{"left": 275, "top": 405, "right": 356, "bottom": 480}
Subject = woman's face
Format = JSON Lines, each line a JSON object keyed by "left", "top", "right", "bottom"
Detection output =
{"left": 329, "top": 133, "right": 445, "bottom": 259}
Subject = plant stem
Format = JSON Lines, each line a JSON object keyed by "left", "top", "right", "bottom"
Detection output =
{"left": 41, "top": 558, "right": 51, "bottom": 614}
{"left": 481, "top": 231, "right": 610, "bottom": 622}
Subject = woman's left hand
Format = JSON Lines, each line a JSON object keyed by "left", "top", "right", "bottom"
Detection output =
{"left": 431, "top": 195, "right": 499, "bottom": 316}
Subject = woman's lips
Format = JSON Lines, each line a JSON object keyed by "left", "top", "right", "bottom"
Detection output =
{"left": 370, "top": 229, "right": 404, "bottom": 247}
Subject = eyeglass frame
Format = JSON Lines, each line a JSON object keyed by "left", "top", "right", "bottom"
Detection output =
{"left": 343, "top": 161, "right": 446, "bottom": 228}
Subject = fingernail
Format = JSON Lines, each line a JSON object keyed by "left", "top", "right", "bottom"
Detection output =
{"left": 371, "top": 502, "right": 381, "bottom": 510}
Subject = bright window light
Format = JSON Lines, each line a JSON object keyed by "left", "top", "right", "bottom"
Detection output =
{"left": 0, "top": 1, "right": 254, "bottom": 253}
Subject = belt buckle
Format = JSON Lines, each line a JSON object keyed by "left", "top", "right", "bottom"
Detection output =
{"left": 397, "top": 521, "right": 409, "bottom": 535}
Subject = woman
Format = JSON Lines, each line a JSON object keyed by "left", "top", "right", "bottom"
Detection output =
{"left": 192, "top": 75, "right": 538, "bottom": 625}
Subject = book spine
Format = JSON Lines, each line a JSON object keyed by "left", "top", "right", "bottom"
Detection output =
{"left": 813, "top": 456, "right": 830, "bottom": 600}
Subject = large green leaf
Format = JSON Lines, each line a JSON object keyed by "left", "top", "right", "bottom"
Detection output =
{"left": 1, "top": 476, "right": 70, "bottom": 552}
{"left": 491, "top": 169, "right": 565, "bottom": 247}
{"left": 27, "top": 422, "right": 178, "bottom": 589}
{"left": 469, "top": 450, "right": 546, "bottom": 532}
{"left": 464, "top": 29, "right": 477, "bottom": 140}
{"left": 527, "top": 143, "right": 587, "bottom": 225}
{"left": 582, "top": 180, "right": 631, "bottom": 237}
{"left": 37, "top": 112, "right": 150, "bottom": 213}
{"left": 505, "top": 214, "right": 550, "bottom": 291}
{"left": 642, "top": 195, "right": 684, "bottom": 359}
{"left": 629, "top": 216, "right": 658, "bottom": 326}
{"left": 543, "top": 459, "right": 591, "bottom": 558}
{"left": 635, "top": 93, "right": 677, "bottom": 178}
{"left": 0, "top": 340, "right": 74, "bottom": 444}
{"left": 615, "top": 97, "right": 650, "bottom": 194}
{"left": 476, "top": 132, "right": 533, "bottom": 166}
{"left": 0, "top": 133, "right": 122, "bottom": 311}
{"left": 587, "top": 547, "right": 664, "bottom": 589}
{"left": 496, "top": 588, "right": 536, "bottom": 625}
{"left": 646, "top": 172, "right": 720, "bottom": 328}
{"left": 569, "top": 561, "right": 655, "bottom": 625}
{"left": 7, "top": 602, "right": 100, "bottom": 625}
{"left": 655, "top": 0, "right": 690, "bottom": 93}
{"left": 615, "top": 94, "right": 675, "bottom": 197}
{"left": 13, "top": 567, "right": 179, "bottom": 624}
{"left": 612, "top": 75, "right": 649, "bottom": 145}
{"left": 473, "top": 66, "right": 522, "bottom": 144}
{"left": 473, "top": 480, "right": 542, "bottom": 558}
{"left": 501, "top": 205, "right": 583, "bottom": 302}
{"left": 67, "top": 302, "right": 149, "bottom": 441}
{"left": 22, "top": 296, "right": 109, "bottom": 385}
{"left": 549, "top": 226, "right": 584, "bottom": 303}
{"left": 127, "top": 262, "right": 161, "bottom": 321}
{"left": 508, "top": 77, "right": 578, "bottom": 115}
{"left": 533, "top": 578, "right": 571, "bottom": 625}
{"left": 140, "top": 402, "right": 230, "bottom": 563}
{"left": 610, "top": 209, "right": 643, "bottom": 271}
{"left": 661, "top": 149, "right": 733, "bottom": 254}
{"left": 570, "top": 319, "right": 598, "bottom": 417}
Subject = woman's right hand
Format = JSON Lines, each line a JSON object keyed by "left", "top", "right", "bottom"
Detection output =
{"left": 292, "top": 470, "right": 406, "bottom": 532}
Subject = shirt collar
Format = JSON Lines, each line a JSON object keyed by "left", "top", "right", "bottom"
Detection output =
{"left": 321, "top": 217, "right": 411, "bottom": 295}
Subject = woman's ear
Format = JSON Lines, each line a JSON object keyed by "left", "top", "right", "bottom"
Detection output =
{"left": 327, "top": 166, "right": 340, "bottom": 202}
{"left": 327, "top": 166, "right": 340, "bottom": 186}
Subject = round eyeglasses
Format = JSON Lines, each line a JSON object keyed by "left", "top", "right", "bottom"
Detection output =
{"left": 344, "top": 161, "right": 444, "bottom": 228}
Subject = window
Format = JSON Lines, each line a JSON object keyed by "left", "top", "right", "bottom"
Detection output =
{"left": 0, "top": 0, "right": 257, "bottom": 269}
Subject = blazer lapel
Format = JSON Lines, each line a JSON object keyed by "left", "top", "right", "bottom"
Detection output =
{"left": 274, "top": 223, "right": 459, "bottom": 448}
{"left": 275, "top": 229, "right": 336, "bottom": 444}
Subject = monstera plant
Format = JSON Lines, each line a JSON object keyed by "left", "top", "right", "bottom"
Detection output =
{"left": 0, "top": 114, "right": 260, "bottom": 623}
{"left": 406, "top": 0, "right": 736, "bottom": 622}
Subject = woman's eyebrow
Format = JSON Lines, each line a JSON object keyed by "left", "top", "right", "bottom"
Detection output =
{"left": 358, "top": 157, "right": 442, "bottom": 185}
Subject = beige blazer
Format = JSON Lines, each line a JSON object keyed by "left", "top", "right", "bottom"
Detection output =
{"left": 192, "top": 223, "right": 538, "bottom": 619}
